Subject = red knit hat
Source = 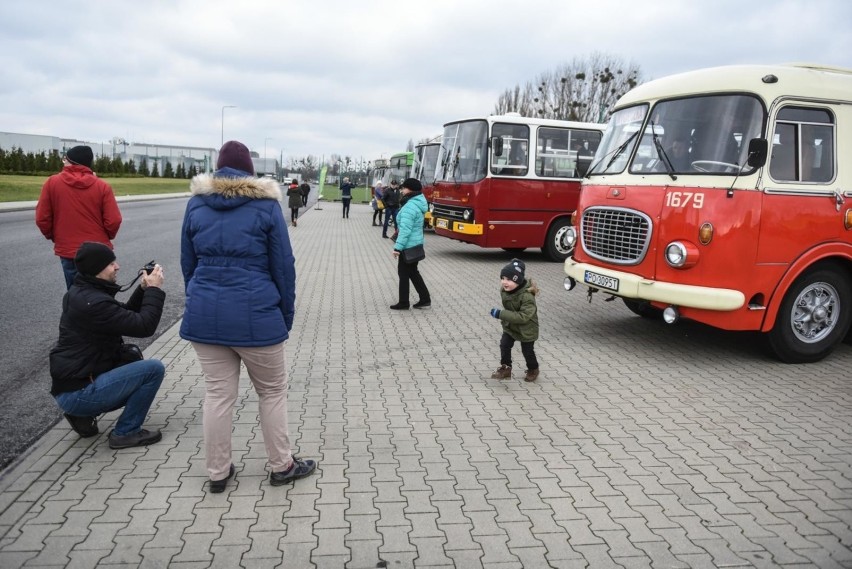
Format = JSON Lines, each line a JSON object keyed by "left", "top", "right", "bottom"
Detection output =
{"left": 216, "top": 141, "right": 255, "bottom": 175}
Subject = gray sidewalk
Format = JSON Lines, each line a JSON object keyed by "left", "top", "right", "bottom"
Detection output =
{"left": 0, "top": 201, "right": 850, "bottom": 568}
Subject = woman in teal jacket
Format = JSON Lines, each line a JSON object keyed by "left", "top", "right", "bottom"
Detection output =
{"left": 390, "top": 178, "right": 431, "bottom": 310}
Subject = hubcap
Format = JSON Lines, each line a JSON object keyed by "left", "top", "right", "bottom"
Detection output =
{"left": 554, "top": 226, "right": 573, "bottom": 256}
{"left": 791, "top": 282, "right": 839, "bottom": 343}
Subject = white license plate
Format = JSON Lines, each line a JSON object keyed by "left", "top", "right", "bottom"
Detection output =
{"left": 436, "top": 219, "right": 448, "bottom": 229}
{"left": 584, "top": 270, "right": 619, "bottom": 291}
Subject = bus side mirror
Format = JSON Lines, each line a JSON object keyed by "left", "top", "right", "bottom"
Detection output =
{"left": 746, "top": 138, "right": 768, "bottom": 168}
{"left": 492, "top": 137, "right": 504, "bottom": 157}
{"left": 576, "top": 153, "right": 593, "bottom": 177}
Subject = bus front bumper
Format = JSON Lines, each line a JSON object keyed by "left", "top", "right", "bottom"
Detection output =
{"left": 433, "top": 217, "right": 483, "bottom": 235}
{"left": 564, "top": 259, "right": 745, "bottom": 311}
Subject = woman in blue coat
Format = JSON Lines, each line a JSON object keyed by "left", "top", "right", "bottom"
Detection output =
{"left": 390, "top": 178, "right": 431, "bottom": 310}
{"left": 180, "top": 140, "right": 316, "bottom": 493}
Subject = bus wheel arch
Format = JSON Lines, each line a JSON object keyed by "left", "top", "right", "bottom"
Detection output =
{"left": 542, "top": 217, "right": 573, "bottom": 262}
{"left": 767, "top": 261, "right": 852, "bottom": 363}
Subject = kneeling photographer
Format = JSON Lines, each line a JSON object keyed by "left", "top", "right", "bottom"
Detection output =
{"left": 49, "top": 242, "right": 167, "bottom": 449}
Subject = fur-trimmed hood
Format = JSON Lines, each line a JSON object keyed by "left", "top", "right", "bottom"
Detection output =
{"left": 189, "top": 172, "right": 282, "bottom": 211}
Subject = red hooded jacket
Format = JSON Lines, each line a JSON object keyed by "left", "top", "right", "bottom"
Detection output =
{"left": 35, "top": 165, "right": 122, "bottom": 258}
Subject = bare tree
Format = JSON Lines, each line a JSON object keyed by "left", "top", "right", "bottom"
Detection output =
{"left": 494, "top": 52, "right": 642, "bottom": 123}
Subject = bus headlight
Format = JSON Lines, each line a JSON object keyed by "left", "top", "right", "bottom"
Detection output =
{"left": 463, "top": 209, "right": 473, "bottom": 221}
{"left": 565, "top": 227, "right": 577, "bottom": 248}
{"left": 429, "top": 203, "right": 435, "bottom": 213}
{"left": 664, "top": 241, "right": 699, "bottom": 269}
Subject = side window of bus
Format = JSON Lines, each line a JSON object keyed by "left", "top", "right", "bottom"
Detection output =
{"left": 770, "top": 106, "right": 835, "bottom": 184}
{"left": 491, "top": 123, "right": 529, "bottom": 176}
{"left": 536, "top": 127, "right": 577, "bottom": 178}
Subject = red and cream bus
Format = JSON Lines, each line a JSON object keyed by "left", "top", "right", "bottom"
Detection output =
{"left": 431, "top": 114, "right": 604, "bottom": 261}
{"left": 564, "top": 63, "right": 852, "bottom": 363}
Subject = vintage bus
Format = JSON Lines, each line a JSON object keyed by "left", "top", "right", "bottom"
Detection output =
{"left": 431, "top": 114, "right": 604, "bottom": 261}
{"left": 414, "top": 139, "right": 441, "bottom": 227}
{"left": 563, "top": 63, "right": 852, "bottom": 363}
{"left": 371, "top": 157, "right": 390, "bottom": 188}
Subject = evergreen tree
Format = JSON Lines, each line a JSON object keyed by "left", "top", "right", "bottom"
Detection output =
{"left": 163, "top": 162, "right": 174, "bottom": 178}
{"left": 139, "top": 158, "right": 150, "bottom": 177}
{"left": 176, "top": 163, "right": 186, "bottom": 179}
{"left": 151, "top": 162, "right": 160, "bottom": 178}
{"left": 188, "top": 164, "right": 198, "bottom": 178}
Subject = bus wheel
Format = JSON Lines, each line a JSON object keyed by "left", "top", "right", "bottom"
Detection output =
{"left": 768, "top": 265, "right": 851, "bottom": 363}
{"left": 543, "top": 219, "right": 573, "bottom": 262}
{"left": 623, "top": 298, "right": 663, "bottom": 319}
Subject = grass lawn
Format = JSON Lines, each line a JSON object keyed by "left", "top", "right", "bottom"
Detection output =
{"left": 0, "top": 175, "right": 189, "bottom": 202}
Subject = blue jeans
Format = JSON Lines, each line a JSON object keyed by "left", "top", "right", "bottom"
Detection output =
{"left": 54, "top": 359, "right": 165, "bottom": 436}
{"left": 383, "top": 207, "right": 398, "bottom": 236}
{"left": 60, "top": 257, "right": 77, "bottom": 290}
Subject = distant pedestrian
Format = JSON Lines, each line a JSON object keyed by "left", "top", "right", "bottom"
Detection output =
{"left": 390, "top": 178, "right": 431, "bottom": 310}
{"left": 50, "top": 242, "right": 166, "bottom": 449}
{"left": 489, "top": 259, "right": 540, "bottom": 382}
{"left": 299, "top": 180, "right": 310, "bottom": 207}
{"left": 35, "top": 145, "right": 123, "bottom": 289}
{"left": 371, "top": 180, "right": 384, "bottom": 227}
{"left": 181, "top": 140, "right": 317, "bottom": 493}
{"left": 340, "top": 177, "right": 355, "bottom": 219}
{"left": 287, "top": 180, "right": 301, "bottom": 227}
{"left": 382, "top": 179, "right": 401, "bottom": 238}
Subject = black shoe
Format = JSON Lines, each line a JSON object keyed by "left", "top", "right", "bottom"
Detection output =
{"left": 382, "top": 235, "right": 389, "bottom": 239}
{"left": 208, "top": 464, "right": 235, "bottom": 493}
{"left": 108, "top": 428, "right": 162, "bottom": 449}
{"left": 390, "top": 302, "right": 410, "bottom": 310}
{"left": 64, "top": 413, "right": 98, "bottom": 438}
{"left": 270, "top": 456, "right": 317, "bottom": 486}
{"left": 413, "top": 300, "right": 431, "bottom": 309}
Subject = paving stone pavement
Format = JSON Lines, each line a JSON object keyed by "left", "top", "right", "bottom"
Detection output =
{"left": 1, "top": 201, "right": 850, "bottom": 568}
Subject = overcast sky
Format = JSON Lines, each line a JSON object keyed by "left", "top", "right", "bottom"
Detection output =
{"left": 2, "top": 0, "right": 850, "bottom": 165}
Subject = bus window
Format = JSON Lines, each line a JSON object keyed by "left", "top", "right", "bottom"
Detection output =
{"left": 491, "top": 123, "right": 529, "bottom": 176}
{"left": 770, "top": 106, "right": 835, "bottom": 183}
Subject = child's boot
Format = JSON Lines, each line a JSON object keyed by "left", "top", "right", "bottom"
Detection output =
{"left": 491, "top": 365, "right": 512, "bottom": 380}
{"left": 524, "top": 368, "right": 539, "bottom": 382}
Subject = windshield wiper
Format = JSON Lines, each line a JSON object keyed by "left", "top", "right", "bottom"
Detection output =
{"left": 586, "top": 129, "right": 639, "bottom": 178}
{"left": 650, "top": 122, "right": 677, "bottom": 181}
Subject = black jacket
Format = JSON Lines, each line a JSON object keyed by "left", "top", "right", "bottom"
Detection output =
{"left": 383, "top": 187, "right": 401, "bottom": 208}
{"left": 49, "top": 274, "right": 165, "bottom": 395}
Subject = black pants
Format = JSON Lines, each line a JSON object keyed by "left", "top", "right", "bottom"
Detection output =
{"left": 500, "top": 332, "right": 538, "bottom": 371}
{"left": 301, "top": 194, "right": 308, "bottom": 206}
{"left": 372, "top": 209, "right": 383, "bottom": 224}
{"left": 397, "top": 256, "right": 430, "bottom": 305}
{"left": 342, "top": 198, "right": 351, "bottom": 218}
{"left": 290, "top": 208, "right": 299, "bottom": 223}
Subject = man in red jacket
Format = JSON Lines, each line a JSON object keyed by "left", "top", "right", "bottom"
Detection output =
{"left": 35, "top": 145, "right": 123, "bottom": 289}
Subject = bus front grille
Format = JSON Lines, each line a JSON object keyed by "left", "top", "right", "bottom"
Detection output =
{"left": 581, "top": 207, "right": 652, "bottom": 265}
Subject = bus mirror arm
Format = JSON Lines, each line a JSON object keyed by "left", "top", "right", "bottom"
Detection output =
{"left": 746, "top": 138, "right": 768, "bottom": 168}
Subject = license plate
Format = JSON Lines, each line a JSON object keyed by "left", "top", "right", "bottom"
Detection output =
{"left": 584, "top": 270, "right": 619, "bottom": 291}
{"left": 436, "top": 219, "right": 448, "bottom": 229}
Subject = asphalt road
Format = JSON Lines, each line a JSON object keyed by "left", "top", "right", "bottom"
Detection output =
{"left": 0, "top": 197, "right": 189, "bottom": 470}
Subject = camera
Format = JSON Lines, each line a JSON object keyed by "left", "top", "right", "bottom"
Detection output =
{"left": 143, "top": 260, "right": 156, "bottom": 275}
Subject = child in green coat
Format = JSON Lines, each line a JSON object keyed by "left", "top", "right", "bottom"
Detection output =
{"left": 490, "top": 259, "right": 540, "bottom": 382}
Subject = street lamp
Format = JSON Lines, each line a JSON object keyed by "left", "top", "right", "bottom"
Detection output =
{"left": 264, "top": 137, "right": 272, "bottom": 176}
{"left": 221, "top": 105, "right": 236, "bottom": 146}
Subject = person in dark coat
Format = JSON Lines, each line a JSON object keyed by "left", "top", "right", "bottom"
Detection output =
{"left": 340, "top": 177, "right": 355, "bottom": 218}
{"left": 382, "top": 179, "right": 401, "bottom": 238}
{"left": 50, "top": 241, "right": 166, "bottom": 449}
{"left": 287, "top": 180, "right": 302, "bottom": 227}
{"left": 181, "top": 140, "right": 317, "bottom": 493}
{"left": 299, "top": 180, "right": 310, "bottom": 207}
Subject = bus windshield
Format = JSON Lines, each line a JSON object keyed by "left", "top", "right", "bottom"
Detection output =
{"left": 437, "top": 121, "right": 489, "bottom": 183}
{"left": 631, "top": 94, "right": 765, "bottom": 175}
{"left": 587, "top": 105, "right": 648, "bottom": 175}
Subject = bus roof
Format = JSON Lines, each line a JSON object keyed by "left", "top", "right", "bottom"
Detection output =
{"left": 445, "top": 114, "right": 604, "bottom": 132}
{"left": 617, "top": 63, "right": 852, "bottom": 108}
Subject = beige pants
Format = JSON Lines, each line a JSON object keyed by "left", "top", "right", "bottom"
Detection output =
{"left": 192, "top": 342, "right": 293, "bottom": 480}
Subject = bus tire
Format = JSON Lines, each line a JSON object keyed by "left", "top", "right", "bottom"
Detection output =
{"left": 767, "top": 264, "right": 852, "bottom": 363}
{"left": 543, "top": 219, "right": 573, "bottom": 262}
{"left": 623, "top": 298, "right": 663, "bottom": 319}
